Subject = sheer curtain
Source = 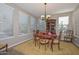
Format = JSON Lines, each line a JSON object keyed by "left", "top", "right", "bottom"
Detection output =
{"left": 0, "top": 4, "right": 14, "bottom": 38}
{"left": 30, "top": 16, "right": 36, "bottom": 32}
{"left": 58, "top": 16, "right": 69, "bottom": 32}
{"left": 19, "top": 11, "right": 29, "bottom": 34}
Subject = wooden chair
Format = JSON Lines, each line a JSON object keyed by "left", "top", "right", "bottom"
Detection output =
{"left": 64, "top": 30, "right": 73, "bottom": 42}
{"left": 51, "top": 31, "right": 62, "bottom": 51}
{"left": 33, "top": 30, "right": 40, "bottom": 46}
{"left": 0, "top": 43, "right": 8, "bottom": 54}
{"left": 39, "top": 38, "right": 49, "bottom": 51}
{"left": 38, "top": 32, "right": 51, "bottom": 51}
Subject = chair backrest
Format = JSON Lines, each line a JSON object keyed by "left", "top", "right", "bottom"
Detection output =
{"left": 65, "top": 30, "right": 73, "bottom": 37}
{"left": 33, "top": 30, "right": 40, "bottom": 40}
{"left": 33, "top": 30, "right": 36, "bottom": 37}
{"left": 36, "top": 30, "right": 39, "bottom": 34}
{"left": 58, "top": 31, "right": 62, "bottom": 42}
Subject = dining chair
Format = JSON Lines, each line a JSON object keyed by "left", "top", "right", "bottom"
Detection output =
{"left": 64, "top": 30, "right": 73, "bottom": 42}
{"left": 38, "top": 32, "right": 51, "bottom": 51}
{"left": 33, "top": 30, "right": 40, "bottom": 46}
{"left": 39, "top": 38, "right": 49, "bottom": 51}
{"left": 51, "top": 31, "right": 62, "bottom": 51}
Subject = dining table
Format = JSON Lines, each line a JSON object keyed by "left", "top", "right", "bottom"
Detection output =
{"left": 37, "top": 32, "right": 57, "bottom": 39}
{"left": 36, "top": 32, "right": 57, "bottom": 50}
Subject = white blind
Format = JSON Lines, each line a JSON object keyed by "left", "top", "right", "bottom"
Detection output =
{"left": 0, "top": 4, "right": 14, "bottom": 38}
{"left": 19, "top": 11, "right": 29, "bottom": 34}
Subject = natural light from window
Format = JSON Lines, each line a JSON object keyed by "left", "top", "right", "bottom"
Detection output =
{"left": 58, "top": 16, "right": 69, "bottom": 31}
{"left": 59, "top": 16, "right": 69, "bottom": 25}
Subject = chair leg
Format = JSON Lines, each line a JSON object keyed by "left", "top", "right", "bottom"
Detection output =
{"left": 71, "top": 38, "right": 72, "bottom": 42}
{"left": 6, "top": 44, "right": 8, "bottom": 52}
{"left": 64, "top": 38, "right": 65, "bottom": 41}
{"left": 50, "top": 40, "right": 53, "bottom": 52}
{"left": 45, "top": 44, "right": 46, "bottom": 51}
{"left": 51, "top": 43, "right": 53, "bottom": 52}
{"left": 34, "top": 39, "right": 37, "bottom": 46}
{"left": 39, "top": 43, "right": 40, "bottom": 49}
{"left": 58, "top": 43, "right": 60, "bottom": 50}
{"left": 35, "top": 41, "right": 36, "bottom": 46}
{"left": 47, "top": 43, "right": 49, "bottom": 47}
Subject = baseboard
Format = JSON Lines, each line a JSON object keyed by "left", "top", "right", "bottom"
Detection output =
{"left": 8, "top": 39, "right": 32, "bottom": 48}
{"left": 72, "top": 35, "right": 79, "bottom": 48}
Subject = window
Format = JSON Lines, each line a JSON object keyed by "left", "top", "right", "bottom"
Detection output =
{"left": 39, "top": 19, "right": 46, "bottom": 32}
{"left": 0, "top": 4, "right": 14, "bottom": 38}
{"left": 30, "top": 16, "right": 36, "bottom": 31}
{"left": 58, "top": 16, "right": 69, "bottom": 31}
{"left": 19, "top": 11, "right": 29, "bottom": 34}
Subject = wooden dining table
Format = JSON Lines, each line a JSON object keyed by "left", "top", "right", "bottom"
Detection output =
{"left": 37, "top": 32, "right": 56, "bottom": 39}
{"left": 36, "top": 32, "right": 57, "bottom": 50}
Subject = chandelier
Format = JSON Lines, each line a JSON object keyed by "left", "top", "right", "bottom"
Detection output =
{"left": 41, "top": 3, "right": 51, "bottom": 21}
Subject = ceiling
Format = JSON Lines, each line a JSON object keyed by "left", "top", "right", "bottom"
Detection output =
{"left": 14, "top": 3, "right": 79, "bottom": 18}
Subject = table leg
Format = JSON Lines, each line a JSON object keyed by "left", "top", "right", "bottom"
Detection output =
{"left": 50, "top": 40, "right": 53, "bottom": 52}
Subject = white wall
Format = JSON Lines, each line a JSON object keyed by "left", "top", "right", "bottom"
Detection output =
{"left": 72, "top": 8, "right": 79, "bottom": 36}
{"left": 0, "top": 4, "right": 36, "bottom": 48}
{"left": 72, "top": 7, "right": 79, "bottom": 47}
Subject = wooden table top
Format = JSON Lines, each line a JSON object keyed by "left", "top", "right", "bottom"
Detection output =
{"left": 37, "top": 32, "right": 57, "bottom": 39}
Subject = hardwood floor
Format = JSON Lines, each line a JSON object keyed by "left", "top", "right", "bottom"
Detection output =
{"left": 13, "top": 40, "right": 79, "bottom": 55}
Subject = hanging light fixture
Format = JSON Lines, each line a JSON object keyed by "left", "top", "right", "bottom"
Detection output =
{"left": 41, "top": 3, "right": 51, "bottom": 21}
{"left": 44, "top": 3, "right": 47, "bottom": 21}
